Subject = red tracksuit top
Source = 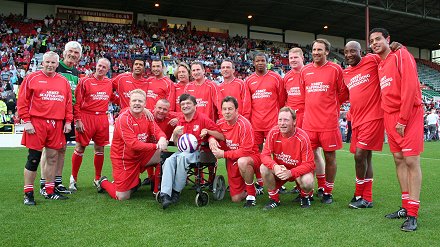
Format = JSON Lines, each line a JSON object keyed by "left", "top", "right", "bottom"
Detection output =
{"left": 146, "top": 76, "right": 176, "bottom": 111}
{"left": 110, "top": 109, "right": 166, "bottom": 162}
{"left": 18, "top": 70, "right": 73, "bottom": 123}
{"left": 300, "top": 61, "right": 348, "bottom": 131}
{"left": 378, "top": 48, "right": 422, "bottom": 125}
{"left": 74, "top": 75, "right": 115, "bottom": 120}
{"left": 216, "top": 115, "right": 258, "bottom": 160}
{"left": 343, "top": 54, "right": 384, "bottom": 128}
{"left": 184, "top": 79, "right": 221, "bottom": 121}
{"left": 218, "top": 78, "right": 251, "bottom": 120}
{"left": 261, "top": 126, "right": 315, "bottom": 179}
{"left": 245, "top": 71, "right": 285, "bottom": 131}
{"left": 112, "top": 73, "right": 149, "bottom": 109}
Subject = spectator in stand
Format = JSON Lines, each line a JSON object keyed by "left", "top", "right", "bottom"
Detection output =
{"left": 0, "top": 97, "right": 7, "bottom": 113}
{"left": 0, "top": 109, "right": 12, "bottom": 124}
{"left": 12, "top": 111, "right": 21, "bottom": 124}
{"left": 339, "top": 117, "right": 348, "bottom": 142}
{"left": 426, "top": 108, "right": 439, "bottom": 141}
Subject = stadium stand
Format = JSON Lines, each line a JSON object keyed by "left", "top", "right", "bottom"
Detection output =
{"left": 417, "top": 59, "right": 440, "bottom": 92}
{"left": 1, "top": 12, "right": 440, "bottom": 135}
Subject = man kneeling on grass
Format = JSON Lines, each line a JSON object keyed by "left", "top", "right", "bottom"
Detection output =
{"left": 260, "top": 107, "right": 315, "bottom": 210}
{"left": 96, "top": 89, "right": 168, "bottom": 200}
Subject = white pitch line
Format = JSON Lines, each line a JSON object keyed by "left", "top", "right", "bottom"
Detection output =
{"left": 337, "top": 149, "right": 440, "bottom": 161}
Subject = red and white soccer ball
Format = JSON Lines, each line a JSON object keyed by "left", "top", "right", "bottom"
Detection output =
{"left": 177, "top": 133, "right": 198, "bottom": 153}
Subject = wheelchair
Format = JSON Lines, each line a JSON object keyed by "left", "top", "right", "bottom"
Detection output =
{"left": 155, "top": 145, "right": 226, "bottom": 207}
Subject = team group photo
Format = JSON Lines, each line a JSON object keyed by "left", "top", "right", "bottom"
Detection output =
{"left": 1, "top": 0, "right": 439, "bottom": 246}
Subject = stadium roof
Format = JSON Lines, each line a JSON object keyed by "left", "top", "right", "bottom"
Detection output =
{"left": 18, "top": 0, "right": 440, "bottom": 50}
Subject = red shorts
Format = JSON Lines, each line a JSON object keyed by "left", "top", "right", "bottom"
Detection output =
{"left": 296, "top": 110, "right": 304, "bottom": 129}
{"left": 254, "top": 130, "right": 270, "bottom": 146}
{"left": 111, "top": 149, "right": 156, "bottom": 192}
{"left": 384, "top": 106, "right": 424, "bottom": 156}
{"left": 226, "top": 154, "right": 261, "bottom": 197}
{"left": 75, "top": 113, "right": 109, "bottom": 147}
{"left": 350, "top": 119, "right": 384, "bottom": 153}
{"left": 21, "top": 117, "right": 65, "bottom": 150}
{"left": 305, "top": 129, "right": 342, "bottom": 151}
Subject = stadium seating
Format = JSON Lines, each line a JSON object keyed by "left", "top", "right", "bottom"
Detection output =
{"left": 417, "top": 61, "right": 440, "bottom": 92}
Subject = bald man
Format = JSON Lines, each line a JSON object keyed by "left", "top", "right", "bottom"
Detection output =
{"left": 343, "top": 41, "right": 384, "bottom": 209}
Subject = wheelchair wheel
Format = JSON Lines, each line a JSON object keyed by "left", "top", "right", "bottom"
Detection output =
{"left": 212, "top": 175, "right": 226, "bottom": 201}
{"left": 195, "top": 191, "right": 209, "bottom": 207}
{"left": 155, "top": 192, "right": 162, "bottom": 203}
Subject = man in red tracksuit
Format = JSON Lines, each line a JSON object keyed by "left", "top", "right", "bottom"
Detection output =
{"left": 209, "top": 96, "right": 260, "bottom": 207}
{"left": 343, "top": 41, "right": 385, "bottom": 209}
{"left": 260, "top": 107, "right": 315, "bottom": 210}
{"left": 218, "top": 59, "right": 251, "bottom": 120}
{"left": 184, "top": 62, "right": 221, "bottom": 121}
{"left": 19, "top": 51, "right": 73, "bottom": 205}
{"left": 112, "top": 59, "right": 149, "bottom": 109}
{"left": 70, "top": 58, "right": 115, "bottom": 191}
{"left": 370, "top": 28, "right": 423, "bottom": 232}
{"left": 245, "top": 53, "right": 285, "bottom": 194}
{"left": 96, "top": 89, "right": 168, "bottom": 200}
{"left": 300, "top": 39, "right": 349, "bottom": 204}
{"left": 146, "top": 59, "right": 175, "bottom": 111}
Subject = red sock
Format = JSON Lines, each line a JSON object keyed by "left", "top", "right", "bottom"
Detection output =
{"left": 154, "top": 164, "right": 161, "bottom": 193}
{"left": 324, "top": 180, "right": 334, "bottom": 194}
{"left": 316, "top": 174, "right": 325, "bottom": 189}
{"left": 101, "top": 180, "right": 117, "bottom": 199}
{"left": 24, "top": 184, "right": 33, "bottom": 193}
{"left": 268, "top": 189, "right": 280, "bottom": 202}
{"left": 71, "top": 150, "right": 84, "bottom": 181}
{"left": 45, "top": 182, "right": 55, "bottom": 195}
{"left": 354, "top": 177, "right": 365, "bottom": 198}
{"left": 402, "top": 192, "right": 409, "bottom": 209}
{"left": 362, "top": 178, "right": 373, "bottom": 202}
{"left": 245, "top": 182, "right": 256, "bottom": 197}
{"left": 94, "top": 152, "right": 104, "bottom": 181}
{"left": 407, "top": 199, "right": 420, "bottom": 217}
{"left": 300, "top": 188, "right": 313, "bottom": 197}
{"left": 146, "top": 166, "right": 154, "bottom": 179}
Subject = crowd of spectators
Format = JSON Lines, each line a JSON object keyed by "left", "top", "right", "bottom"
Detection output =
{"left": 1, "top": 13, "right": 439, "bottom": 138}
{"left": 44, "top": 19, "right": 307, "bottom": 82}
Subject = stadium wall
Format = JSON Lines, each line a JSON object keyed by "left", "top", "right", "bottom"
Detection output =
{"left": 285, "top": 30, "right": 315, "bottom": 46}
{"left": 28, "top": 3, "right": 55, "bottom": 19}
{"left": 0, "top": 0, "right": 23, "bottom": 15}
{"left": 0, "top": 0, "right": 56, "bottom": 17}
{"left": 249, "top": 26, "right": 283, "bottom": 42}
{"left": 317, "top": 34, "right": 345, "bottom": 49}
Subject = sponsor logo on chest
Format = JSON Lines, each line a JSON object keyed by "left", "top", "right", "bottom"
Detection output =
{"left": 137, "top": 133, "right": 148, "bottom": 142}
{"left": 380, "top": 76, "right": 392, "bottom": 90}
{"left": 347, "top": 73, "right": 370, "bottom": 90}
{"left": 274, "top": 151, "right": 298, "bottom": 165}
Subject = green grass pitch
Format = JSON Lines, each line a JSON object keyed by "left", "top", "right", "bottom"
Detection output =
{"left": 1, "top": 142, "right": 439, "bottom": 246}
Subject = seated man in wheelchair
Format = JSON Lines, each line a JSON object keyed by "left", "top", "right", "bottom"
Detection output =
{"left": 160, "top": 93, "right": 224, "bottom": 209}
{"left": 208, "top": 96, "right": 261, "bottom": 208}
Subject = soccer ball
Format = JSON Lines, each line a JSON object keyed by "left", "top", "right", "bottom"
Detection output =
{"left": 177, "top": 133, "right": 198, "bottom": 153}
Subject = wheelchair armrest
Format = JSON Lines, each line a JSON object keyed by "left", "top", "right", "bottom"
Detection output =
{"left": 198, "top": 151, "right": 217, "bottom": 163}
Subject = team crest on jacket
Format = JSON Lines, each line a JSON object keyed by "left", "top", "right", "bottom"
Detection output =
{"left": 193, "top": 125, "right": 200, "bottom": 132}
